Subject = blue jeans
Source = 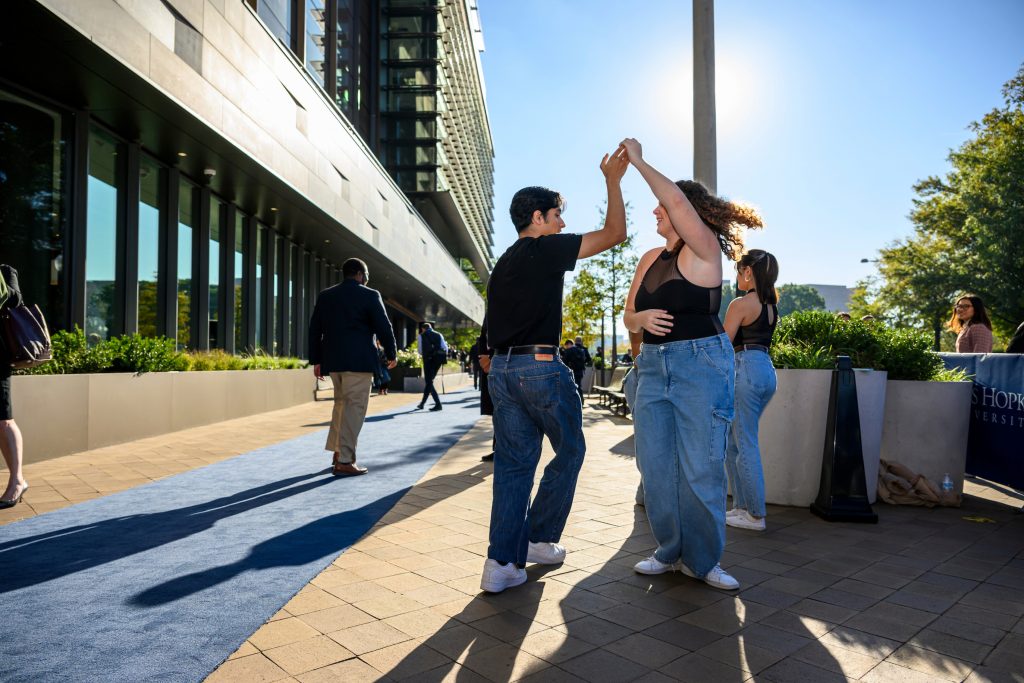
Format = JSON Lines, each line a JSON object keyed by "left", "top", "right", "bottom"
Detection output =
{"left": 725, "top": 350, "right": 776, "bottom": 518}
{"left": 633, "top": 334, "right": 734, "bottom": 577}
{"left": 487, "top": 354, "right": 586, "bottom": 566}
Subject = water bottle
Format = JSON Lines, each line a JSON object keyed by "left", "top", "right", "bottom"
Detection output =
{"left": 941, "top": 473, "right": 954, "bottom": 494}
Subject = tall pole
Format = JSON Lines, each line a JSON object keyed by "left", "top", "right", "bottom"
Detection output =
{"left": 693, "top": 0, "right": 717, "bottom": 194}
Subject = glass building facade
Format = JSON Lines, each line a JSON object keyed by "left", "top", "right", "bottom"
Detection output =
{"left": 0, "top": 0, "right": 490, "bottom": 357}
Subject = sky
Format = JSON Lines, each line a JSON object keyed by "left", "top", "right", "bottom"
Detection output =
{"left": 475, "top": 0, "right": 1024, "bottom": 288}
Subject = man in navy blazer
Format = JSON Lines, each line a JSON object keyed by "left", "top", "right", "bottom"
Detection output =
{"left": 309, "top": 258, "right": 397, "bottom": 476}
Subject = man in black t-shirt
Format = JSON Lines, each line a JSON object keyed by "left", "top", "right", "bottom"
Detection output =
{"left": 479, "top": 146, "right": 629, "bottom": 594}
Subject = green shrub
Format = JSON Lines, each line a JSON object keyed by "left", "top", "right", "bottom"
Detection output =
{"left": 185, "top": 349, "right": 245, "bottom": 371}
{"left": 106, "top": 334, "right": 186, "bottom": 374}
{"left": 17, "top": 328, "right": 304, "bottom": 375}
{"left": 238, "top": 350, "right": 307, "bottom": 370}
{"left": 770, "top": 310, "right": 951, "bottom": 381}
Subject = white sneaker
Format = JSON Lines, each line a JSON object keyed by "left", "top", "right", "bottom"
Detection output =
{"left": 526, "top": 541, "right": 566, "bottom": 565}
{"left": 726, "top": 507, "right": 742, "bottom": 518}
{"left": 681, "top": 563, "right": 740, "bottom": 590}
{"left": 480, "top": 559, "right": 527, "bottom": 593}
{"left": 634, "top": 556, "right": 677, "bottom": 575}
{"left": 726, "top": 509, "right": 766, "bottom": 531}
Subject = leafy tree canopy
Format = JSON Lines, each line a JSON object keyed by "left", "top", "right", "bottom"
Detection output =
{"left": 858, "top": 64, "right": 1024, "bottom": 345}
{"left": 777, "top": 283, "right": 826, "bottom": 317}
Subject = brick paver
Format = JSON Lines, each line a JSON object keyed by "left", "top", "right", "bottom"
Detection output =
{"left": 5, "top": 376, "right": 1022, "bottom": 682}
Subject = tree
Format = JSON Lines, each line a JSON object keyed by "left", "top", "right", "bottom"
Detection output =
{"left": 562, "top": 269, "right": 602, "bottom": 347}
{"left": 854, "top": 232, "right": 964, "bottom": 349}
{"left": 777, "top": 284, "right": 825, "bottom": 317}
{"left": 869, "top": 64, "right": 1024, "bottom": 341}
{"left": 585, "top": 204, "right": 637, "bottom": 366}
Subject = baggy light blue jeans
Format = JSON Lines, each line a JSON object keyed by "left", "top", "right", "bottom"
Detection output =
{"left": 487, "top": 354, "right": 586, "bottom": 566}
{"left": 725, "top": 349, "right": 777, "bottom": 518}
{"left": 633, "top": 334, "right": 734, "bottom": 577}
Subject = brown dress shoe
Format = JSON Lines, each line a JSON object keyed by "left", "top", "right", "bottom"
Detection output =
{"left": 332, "top": 462, "right": 368, "bottom": 477}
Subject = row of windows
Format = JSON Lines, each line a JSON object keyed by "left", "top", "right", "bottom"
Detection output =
{"left": 83, "top": 125, "right": 343, "bottom": 355}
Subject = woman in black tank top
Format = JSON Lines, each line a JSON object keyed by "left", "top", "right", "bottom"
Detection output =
{"left": 619, "top": 139, "right": 763, "bottom": 590}
{"left": 722, "top": 250, "right": 780, "bottom": 531}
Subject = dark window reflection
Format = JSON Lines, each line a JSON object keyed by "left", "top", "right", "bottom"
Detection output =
{"left": 0, "top": 90, "right": 66, "bottom": 333}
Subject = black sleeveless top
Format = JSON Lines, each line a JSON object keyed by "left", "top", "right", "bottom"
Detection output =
{"left": 734, "top": 302, "right": 778, "bottom": 348}
{"left": 634, "top": 250, "right": 724, "bottom": 344}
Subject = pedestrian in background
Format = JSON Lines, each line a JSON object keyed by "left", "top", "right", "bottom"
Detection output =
{"left": 1006, "top": 321, "right": 1024, "bottom": 353}
{"left": 950, "top": 294, "right": 993, "bottom": 353}
{"left": 416, "top": 322, "right": 447, "bottom": 411}
{"left": 0, "top": 264, "right": 28, "bottom": 508}
{"left": 309, "top": 258, "right": 397, "bottom": 477}
{"left": 560, "top": 338, "right": 586, "bottom": 400}
{"left": 723, "top": 249, "right": 780, "bottom": 532}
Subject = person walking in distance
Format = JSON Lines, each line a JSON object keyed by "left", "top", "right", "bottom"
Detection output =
{"left": 416, "top": 322, "right": 447, "bottom": 411}
{"left": 480, "top": 144, "right": 629, "bottom": 593}
{"left": 622, "top": 137, "right": 763, "bottom": 590}
{"left": 309, "top": 258, "right": 397, "bottom": 477}
{"left": 723, "top": 249, "right": 780, "bottom": 532}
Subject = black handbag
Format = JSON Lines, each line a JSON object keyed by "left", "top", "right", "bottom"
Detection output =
{"left": 2, "top": 303, "right": 53, "bottom": 369}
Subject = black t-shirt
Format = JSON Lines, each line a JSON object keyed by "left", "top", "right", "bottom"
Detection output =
{"left": 486, "top": 233, "right": 582, "bottom": 350}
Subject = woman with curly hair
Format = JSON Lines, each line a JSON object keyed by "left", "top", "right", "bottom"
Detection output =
{"left": 950, "top": 294, "right": 993, "bottom": 353}
{"left": 621, "top": 138, "right": 762, "bottom": 590}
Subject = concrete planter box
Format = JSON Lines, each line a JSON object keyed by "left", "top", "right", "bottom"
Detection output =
{"left": 12, "top": 369, "right": 313, "bottom": 465}
{"left": 880, "top": 379, "right": 973, "bottom": 495}
{"left": 759, "top": 368, "right": 887, "bottom": 506}
{"left": 387, "top": 366, "right": 420, "bottom": 392}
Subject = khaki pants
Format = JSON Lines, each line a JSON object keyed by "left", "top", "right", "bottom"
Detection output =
{"left": 326, "top": 372, "right": 373, "bottom": 463}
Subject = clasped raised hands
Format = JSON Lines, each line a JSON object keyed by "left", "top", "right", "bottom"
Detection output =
{"left": 600, "top": 144, "right": 629, "bottom": 182}
{"left": 619, "top": 138, "right": 643, "bottom": 164}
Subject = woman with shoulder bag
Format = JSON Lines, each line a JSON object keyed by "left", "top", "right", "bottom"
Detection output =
{"left": 0, "top": 264, "right": 28, "bottom": 508}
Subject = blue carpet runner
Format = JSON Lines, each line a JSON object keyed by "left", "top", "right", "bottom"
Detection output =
{"left": 0, "top": 388, "right": 481, "bottom": 682}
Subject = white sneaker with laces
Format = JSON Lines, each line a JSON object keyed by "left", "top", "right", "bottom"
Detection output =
{"left": 726, "top": 509, "right": 766, "bottom": 531}
{"left": 480, "top": 559, "right": 527, "bottom": 593}
{"left": 726, "top": 507, "right": 742, "bottom": 518}
{"left": 680, "top": 563, "right": 740, "bottom": 590}
{"left": 526, "top": 541, "right": 566, "bottom": 565}
{"left": 634, "top": 556, "right": 677, "bottom": 575}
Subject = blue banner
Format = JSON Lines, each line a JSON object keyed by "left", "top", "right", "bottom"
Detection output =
{"left": 940, "top": 353, "right": 1024, "bottom": 491}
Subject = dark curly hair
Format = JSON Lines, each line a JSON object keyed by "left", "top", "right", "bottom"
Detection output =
{"left": 509, "top": 186, "right": 565, "bottom": 231}
{"left": 674, "top": 180, "right": 763, "bottom": 260}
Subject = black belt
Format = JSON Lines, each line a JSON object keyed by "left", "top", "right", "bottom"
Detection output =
{"left": 497, "top": 345, "right": 559, "bottom": 356}
{"left": 734, "top": 344, "right": 769, "bottom": 353}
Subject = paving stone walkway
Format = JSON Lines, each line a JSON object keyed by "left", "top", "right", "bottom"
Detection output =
{"left": 4, "top": 377, "right": 1023, "bottom": 682}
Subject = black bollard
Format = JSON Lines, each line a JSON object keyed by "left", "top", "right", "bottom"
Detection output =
{"left": 810, "top": 356, "right": 878, "bottom": 523}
